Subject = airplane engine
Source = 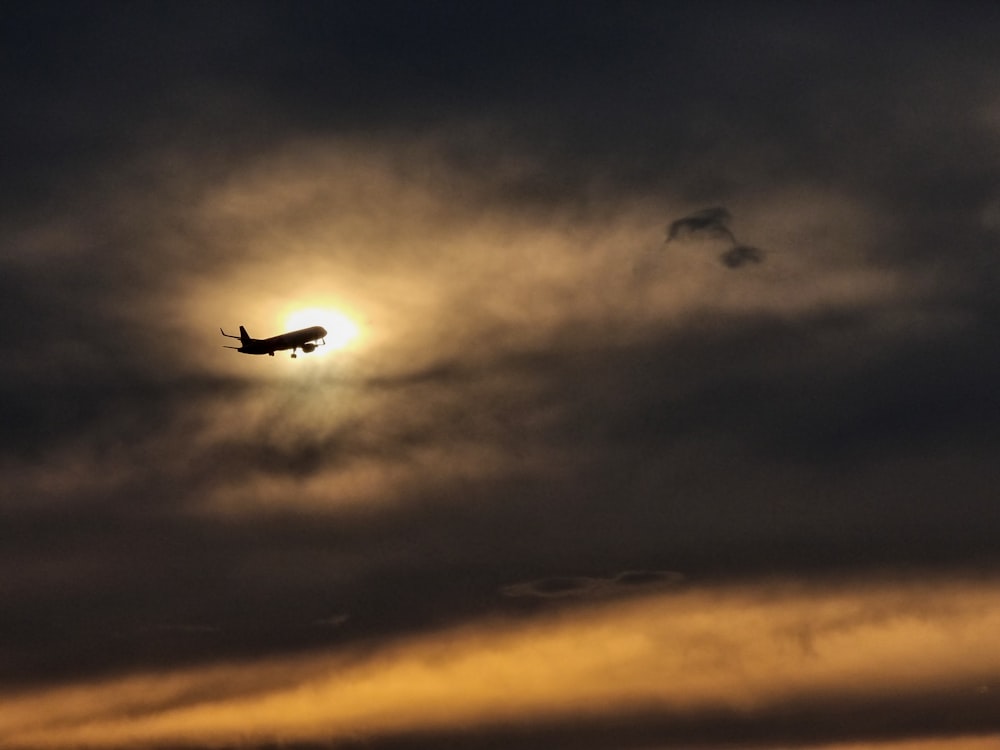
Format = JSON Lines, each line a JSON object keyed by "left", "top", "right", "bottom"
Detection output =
{"left": 302, "top": 343, "right": 316, "bottom": 353}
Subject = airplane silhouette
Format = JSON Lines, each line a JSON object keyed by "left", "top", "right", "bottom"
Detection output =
{"left": 221, "top": 325, "right": 328, "bottom": 358}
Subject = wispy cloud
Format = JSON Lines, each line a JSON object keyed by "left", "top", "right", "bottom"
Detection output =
{"left": 665, "top": 206, "right": 766, "bottom": 270}
{"left": 501, "top": 570, "right": 684, "bottom": 599}
{"left": 720, "top": 244, "right": 765, "bottom": 268}
{"left": 666, "top": 206, "right": 737, "bottom": 244}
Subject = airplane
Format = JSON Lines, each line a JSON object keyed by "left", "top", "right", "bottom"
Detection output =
{"left": 221, "top": 325, "right": 328, "bottom": 358}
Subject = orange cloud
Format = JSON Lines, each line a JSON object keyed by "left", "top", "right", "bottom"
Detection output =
{"left": 3, "top": 575, "right": 999, "bottom": 748}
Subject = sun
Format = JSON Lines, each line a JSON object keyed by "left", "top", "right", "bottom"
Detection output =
{"left": 283, "top": 306, "right": 360, "bottom": 353}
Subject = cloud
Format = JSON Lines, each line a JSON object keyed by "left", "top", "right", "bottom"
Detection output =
{"left": 501, "top": 570, "right": 684, "bottom": 599}
{"left": 1, "top": 140, "right": 990, "bottom": 700}
{"left": 664, "top": 207, "right": 767, "bottom": 270}
{"left": 666, "top": 206, "right": 736, "bottom": 244}
{"left": 719, "top": 244, "right": 764, "bottom": 268}
{"left": 312, "top": 614, "right": 350, "bottom": 629}
{"left": 5, "top": 8, "right": 1000, "bottom": 750}
{"left": 4, "top": 576, "right": 1000, "bottom": 749}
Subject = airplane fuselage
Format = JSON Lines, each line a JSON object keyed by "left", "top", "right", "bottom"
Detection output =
{"left": 222, "top": 325, "right": 328, "bottom": 357}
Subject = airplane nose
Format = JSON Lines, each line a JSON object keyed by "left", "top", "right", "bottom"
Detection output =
{"left": 319, "top": 326, "right": 328, "bottom": 337}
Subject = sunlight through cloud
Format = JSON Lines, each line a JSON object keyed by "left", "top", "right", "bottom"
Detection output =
{"left": 283, "top": 306, "right": 359, "bottom": 352}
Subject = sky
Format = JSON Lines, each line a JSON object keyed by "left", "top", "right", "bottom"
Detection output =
{"left": 2, "top": 2, "right": 1000, "bottom": 748}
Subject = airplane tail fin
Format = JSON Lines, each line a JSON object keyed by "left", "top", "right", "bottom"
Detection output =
{"left": 239, "top": 326, "right": 251, "bottom": 344}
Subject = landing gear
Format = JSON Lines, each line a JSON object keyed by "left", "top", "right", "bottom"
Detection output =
{"left": 291, "top": 348, "right": 297, "bottom": 359}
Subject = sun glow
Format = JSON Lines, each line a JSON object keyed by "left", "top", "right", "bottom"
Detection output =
{"left": 283, "top": 307, "right": 360, "bottom": 352}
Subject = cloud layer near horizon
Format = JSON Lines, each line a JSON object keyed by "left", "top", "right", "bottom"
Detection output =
{"left": 4, "top": 576, "right": 1000, "bottom": 749}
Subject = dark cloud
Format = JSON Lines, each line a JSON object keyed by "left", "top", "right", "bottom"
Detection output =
{"left": 666, "top": 207, "right": 736, "bottom": 244}
{"left": 5, "top": 305, "right": 1000, "bottom": 691}
{"left": 303, "top": 688, "right": 1000, "bottom": 750}
{"left": 719, "top": 244, "right": 764, "bottom": 268}
{"left": 501, "top": 571, "right": 684, "bottom": 600}
{"left": 665, "top": 207, "right": 766, "bottom": 269}
{"left": 4, "top": 2, "right": 1000, "bottom": 747}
